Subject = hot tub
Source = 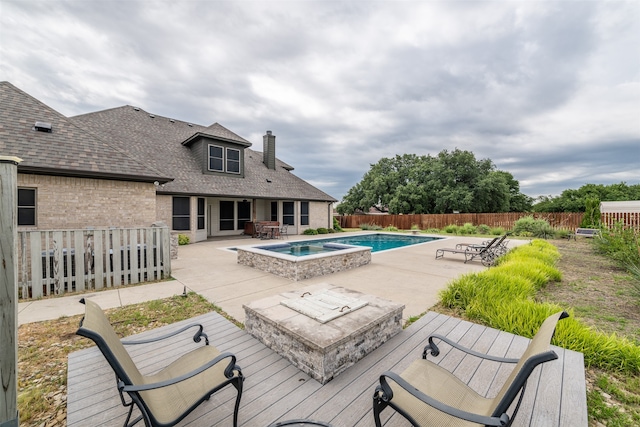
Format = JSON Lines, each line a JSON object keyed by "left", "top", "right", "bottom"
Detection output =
{"left": 236, "top": 242, "right": 371, "bottom": 281}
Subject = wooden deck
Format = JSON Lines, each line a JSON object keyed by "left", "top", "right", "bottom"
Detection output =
{"left": 67, "top": 311, "right": 588, "bottom": 426}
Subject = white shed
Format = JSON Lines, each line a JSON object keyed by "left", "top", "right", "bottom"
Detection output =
{"left": 600, "top": 201, "right": 640, "bottom": 229}
{"left": 600, "top": 201, "right": 640, "bottom": 213}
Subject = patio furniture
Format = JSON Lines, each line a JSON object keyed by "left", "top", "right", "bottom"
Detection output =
{"left": 569, "top": 228, "right": 600, "bottom": 240}
{"left": 279, "top": 224, "right": 288, "bottom": 239}
{"left": 373, "top": 311, "right": 569, "bottom": 427}
{"left": 435, "top": 236, "right": 501, "bottom": 266}
{"left": 75, "top": 298, "right": 244, "bottom": 427}
{"left": 267, "top": 420, "right": 333, "bottom": 426}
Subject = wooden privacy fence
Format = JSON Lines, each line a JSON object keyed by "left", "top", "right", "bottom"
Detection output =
{"left": 336, "top": 212, "right": 585, "bottom": 231}
{"left": 18, "top": 226, "right": 171, "bottom": 300}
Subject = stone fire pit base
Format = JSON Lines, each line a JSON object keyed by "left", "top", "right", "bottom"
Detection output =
{"left": 243, "top": 284, "right": 404, "bottom": 384}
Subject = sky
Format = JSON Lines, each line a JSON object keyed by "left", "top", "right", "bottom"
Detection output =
{"left": 1, "top": 0, "right": 639, "bottom": 202}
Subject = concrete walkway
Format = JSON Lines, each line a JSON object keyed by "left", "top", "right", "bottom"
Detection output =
{"left": 18, "top": 232, "right": 523, "bottom": 325}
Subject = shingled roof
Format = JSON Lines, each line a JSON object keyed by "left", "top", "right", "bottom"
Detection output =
{"left": 72, "top": 106, "right": 337, "bottom": 202}
{"left": 0, "top": 82, "right": 171, "bottom": 183}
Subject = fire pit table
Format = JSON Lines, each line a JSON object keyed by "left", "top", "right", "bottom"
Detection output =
{"left": 244, "top": 284, "right": 404, "bottom": 384}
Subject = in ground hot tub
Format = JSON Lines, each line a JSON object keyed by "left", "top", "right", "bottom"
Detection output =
{"left": 236, "top": 242, "right": 371, "bottom": 281}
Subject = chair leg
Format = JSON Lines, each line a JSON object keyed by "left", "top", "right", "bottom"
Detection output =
{"left": 372, "top": 393, "right": 386, "bottom": 427}
{"left": 232, "top": 375, "right": 244, "bottom": 427}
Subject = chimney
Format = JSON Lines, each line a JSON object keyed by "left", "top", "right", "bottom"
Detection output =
{"left": 263, "top": 130, "right": 276, "bottom": 170}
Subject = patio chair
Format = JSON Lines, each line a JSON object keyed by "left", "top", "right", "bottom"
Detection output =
{"left": 373, "top": 311, "right": 569, "bottom": 427}
{"left": 279, "top": 224, "right": 288, "bottom": 239}
{"left": 76, "top": 298, "right": 244, "bottom": 427}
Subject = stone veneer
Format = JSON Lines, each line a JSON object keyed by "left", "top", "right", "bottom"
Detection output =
{"left": 244, "top": 284, "right": 404, "bottom": 384}
{"left": 236, "top": 243, "right": 371, "bottom": 281}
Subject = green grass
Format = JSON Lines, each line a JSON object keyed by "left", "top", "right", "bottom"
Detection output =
{"left": 439, "top": 240, "right": 640, "bottom": 375}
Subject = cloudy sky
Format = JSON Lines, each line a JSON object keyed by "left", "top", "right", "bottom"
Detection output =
{"left": 1, "top": 0, "right": 638, "bottom": 202}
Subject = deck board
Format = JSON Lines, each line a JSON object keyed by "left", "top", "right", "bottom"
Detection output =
{"left": 67, "top": 311, "right": 587, "bottom": 427}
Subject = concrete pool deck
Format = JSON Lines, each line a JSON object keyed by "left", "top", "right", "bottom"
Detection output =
{"left": 18, "top": 232, "right": 527, "bottom": 325}
{"left": 169, "top": 232, "right": 526, "bottom": 323}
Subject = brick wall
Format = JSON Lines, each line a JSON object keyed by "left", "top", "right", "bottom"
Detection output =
{"left": 18, "top": 174, "right": 157, "bottom": 229}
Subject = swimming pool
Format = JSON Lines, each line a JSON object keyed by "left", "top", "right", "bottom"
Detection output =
{"left": 258, "top": 233, "right": 442, "bottom": 256}
{"left": 236, "top": 233, "right": 442, "bottom": 281}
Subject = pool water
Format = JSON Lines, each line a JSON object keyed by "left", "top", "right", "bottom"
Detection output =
{"left": 258, "top": 233, "right": 441, "bottom": 256}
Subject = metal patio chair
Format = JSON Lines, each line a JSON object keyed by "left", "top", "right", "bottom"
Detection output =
{"left": 76, "top": 298, "right": 244, "bottom": 427}
{"left": 373, "top": 311, "right": 569, "bottom": 427}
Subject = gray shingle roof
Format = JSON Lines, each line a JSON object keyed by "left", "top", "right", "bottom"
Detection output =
{"left": 72, "top": 106, "right": 337, "bottom": 202}
{"left": 0, "top": 82, "right": 171, "bottom": 183}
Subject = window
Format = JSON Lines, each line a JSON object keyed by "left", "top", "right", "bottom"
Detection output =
{"left": 208, "top": 145, "right": 241, "bottom": 174}
{"left": 197, "top": 198, "right": 205, "bottom": 230}
{"left": 283, "top": 201, "right": 294, "bottom": 225}
{"left": 270, "top": 201, "right": 278, "bottom": 221}
{"left": 226, "top": 148, "right": 240, "bottom": 174}
{"left": 220, "top": 201, "right": 234, "bottom": 231}
{"left": 237, "top": 201, "right": 251, "bottom": 230}
{"left": 209, "top": 145, "right": 224, "bottom": 171}
{"left": 301, "top": 201, "right": 309, "bottom": 226}
{"left": 18, "top": 188, "right": 36, "bottom": 226}
{"left": 172, "top": 197, "right": 190, "bottom": 230}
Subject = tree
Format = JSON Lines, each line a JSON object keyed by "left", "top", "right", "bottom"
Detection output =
{"left": 338, "top": 149, "right": 531, "bottom": 214}
{"left": 532, "top": 182, "right": 640, "bottom": 212}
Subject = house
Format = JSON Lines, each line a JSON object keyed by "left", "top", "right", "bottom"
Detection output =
{"left": 1, "top": 82, "right": 337, "bottom": 242}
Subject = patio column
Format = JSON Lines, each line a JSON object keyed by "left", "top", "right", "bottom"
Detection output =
{"left": 0, "top": 156, "right": 21, "bottom": 427}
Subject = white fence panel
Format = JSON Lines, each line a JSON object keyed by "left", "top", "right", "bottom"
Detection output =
{"left": 18, "top": 227, "right": 171, "bottom": 299}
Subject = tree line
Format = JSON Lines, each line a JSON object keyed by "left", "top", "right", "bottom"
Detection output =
{"left": 337, "top": 149, "right": 639, "bottom": 215}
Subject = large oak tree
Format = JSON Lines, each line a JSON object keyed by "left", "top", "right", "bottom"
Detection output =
{"left": 337, "top": 149, "right": 532, "bottom": 214}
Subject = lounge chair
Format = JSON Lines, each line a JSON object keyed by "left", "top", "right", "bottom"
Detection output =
{"left": 373, "top": 311, "right": 569, "bottom": 427}
{"left": 76, "top": 298, "right": 244, "bottom": 427}
{"left": 435, "top": 236, "right": 500, "bottom": 266}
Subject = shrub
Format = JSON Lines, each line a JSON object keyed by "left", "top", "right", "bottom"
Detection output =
{"left": 476, "top": 224, "right": 491, "bottom": 234}
{"left": 360, "top": 223, "right": 382, "bottom": 230}
{"left": 459, "top": 223, "right": 477, "bottom": 235}
{"left": 490, "top": 227, "right": 505, "bottom": 235}
{"left": 581, "top": 197, "right": 602, "bottom": 228}
{"left": 317, "top": 227, "right": 329, "bottom": 234}
{"left": 512, "top": 216, "right": 554, "bottom": 238}
{"left": 178, "top": 234, "right": 190, "bottom": 245}
{"left": 327, "top": 228, "right": 336, "bottom": 233}
{"left": 333, "top": 217, "right": 343, "bottom": 232}
{"left": 383, "top": 226, "right": 399, "bottom": 232}
{"left": 303, "top": 228, "right": 318, "bottom": 235}
{"left": 555, "top": 229, "right": 572, "bottom": 240}
{"left": 438, "top": 239, "right": 640, "bottom": 375}
{"left": 411, "top": 224, "right": 421, "bottom": 231}
{"left": 443, "top": 224, "right": 460, "bottom": 234}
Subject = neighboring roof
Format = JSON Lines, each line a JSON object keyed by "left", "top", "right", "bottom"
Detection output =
{"left": 72, "top": 106, "right": 337, "bottom": 202}
{"left": 0, "top": 82, "right": 172, "bottom": 183}
{"left": 600, "top": 201, "right": 640, "bottom": 213}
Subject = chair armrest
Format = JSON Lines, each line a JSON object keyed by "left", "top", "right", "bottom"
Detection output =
{"left": 119, "top": 352, "right": 239, "bottom": 392}
{"left": 121, "top": 323, "right": 209, "bottom": 346}
{"left": 423, "top": 334, "right": 519, "bottom": 363}
{"left": 378, "top": 372, "right": 509, "bottom": 426}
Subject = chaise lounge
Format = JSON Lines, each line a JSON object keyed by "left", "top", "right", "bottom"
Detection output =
{"left": 435, "top": 236, "right": 501, "bottom": 266}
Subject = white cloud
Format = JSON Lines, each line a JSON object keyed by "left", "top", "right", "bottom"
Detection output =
{"left": 1, "top": 0, "right": 638, "bottom": 201}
